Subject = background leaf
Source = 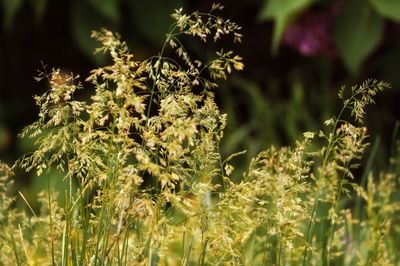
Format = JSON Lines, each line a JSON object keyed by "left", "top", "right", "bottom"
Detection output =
{"left": 88, "top": 0, "right": 120, "bottom": 23}
{"left": 128, "top": 0, "right": 183, "bottom": 46}
{"left": 258, "top": 0, "right": 313, "bottom": 55}
{"left": 369, "top": 0, "right": 400, "bottom": 22}
{"left": 31, "top": 0, "right": 48, "bottom": 24}
{"left": 1, "top": 0, "right": 23, "bottom": 31}
{"left": 333, "top": 0, "right": 384, "bottom": 75}
{"left": 70, "top": 0, "right": 115, "bottom": 65}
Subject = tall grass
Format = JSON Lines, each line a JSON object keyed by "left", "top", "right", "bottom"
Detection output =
{"left": 0, "top": 4, "right": 399, "bottom": 265}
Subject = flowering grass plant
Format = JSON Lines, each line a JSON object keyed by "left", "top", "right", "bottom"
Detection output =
{"left": 0, "top": 4, "right": 399, "bottom": 266}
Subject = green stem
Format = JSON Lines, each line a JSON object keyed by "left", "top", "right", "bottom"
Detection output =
{"left": 10, "top": 229, "right": 21, "bottom": 266}
{"left": 180, "top": 220, "right": 187, "bottom": 263}
{"left": 302, "top": 190, "right": 319, "bottom": 266}
{"left": 48, "top": 174, "right": 56, "bottom": 266}
{"left": 277, "top": 238, "right": 283, "bottom": 266}
{"left": 79, "top": 183, "right": 89, "bottom": 264}
{"left": 303, "top": 98, "right": 352, "bottom": 265}
{"left": 326, "top": 163, "right": 350, "bottom": 265}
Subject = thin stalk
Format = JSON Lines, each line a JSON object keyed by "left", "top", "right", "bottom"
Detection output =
{"left": 199, "top": 238, "right": 208, "bottom": 266}
{"left": 18, "top": 192, "right": 37, "bottom": 217}
{"left": 80, "top": 187, "right": 89, "bottom": 264}
{"left": 262, "top": 245, "right": 268, "bottom": 266}
{"left": 94, "top": 120, "right": 118, "bottom": 265}
{"left": 93, "top": 184, "right": 108, "bottom": 265}
{"left": 148, "top": 200, "right": 161, "bottom": 266}
{"left": 198, "top": 221, "right": 206, "bottom": 266}
{"left": 10, "top": 229, "right": 21, "bottom": 266}
{"left": 116, "top": 227, "right": 124, "bottom": 265}
{"left": 100, "top": 162, "right": 118, "bottom": 265}
{"left": 302, "top": 189, "right": 319, "bottom": 265}
{"left": 261, "top": 224, "right": 271, "bottom": 265}
{"left": 122, "top": 227, "right": 130, "bottom": 265}
{"left": 100, "top": 208, "right": 114, "bottom": 265}
{"left": 180, "top": 220, "right": 187, "bottom": 263}
{"left": 62, "top": 175, "right": 72, "bottom": 266}
{"left": 277, "top": 238, "right": 283, "bottom": 266}
{"left": 48, "top": 174, "right": 56, "bottom": 266}
{"left": 62, "top": 222, "right": 68, "bottom": 266}
{"left": 143, "top": 30, "right": 171, "bottom": 127}
{"left": 355, "top": 136, "right": 380, "bottom": 221}
{"left": 326, "top": 161, "right": 351, "bottom": 265}
{"left": 69, "top": 172, "right": 77, "bottom": 265}
{"left": 216, "top": 139, "right": 226, "bottom": 191}
{"left": 148, "top": 238, "right": 154, "bottom": 266}
{"left": 184, "top": 235, "right": 195, "bottom": 266}
{"left": 93, "top": 211, "right": 104, "bottom": 265}
{"left": 79, "top": 186, "right": 90, "bottom": 264}
{"left": 303, "top": 100, "right": 350, "bottom": 265}
{"left": 325, "top": 199, "right": 341, "bottom": 265}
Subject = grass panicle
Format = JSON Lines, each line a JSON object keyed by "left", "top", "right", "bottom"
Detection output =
{"left": 0, "top": 5, "right": 398, "bottom": 266}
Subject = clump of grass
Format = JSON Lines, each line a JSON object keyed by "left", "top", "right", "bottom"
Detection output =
{"left": 0, "top": 4, "right": 399, "bottom": 266}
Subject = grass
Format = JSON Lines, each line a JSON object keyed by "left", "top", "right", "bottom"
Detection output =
{"left": 0, "top": 4, "right": 400, "bottom": 265}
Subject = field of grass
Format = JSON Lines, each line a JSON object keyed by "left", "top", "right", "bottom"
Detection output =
{"left": 1, "top": 5, "right": 400, "bottom": 266}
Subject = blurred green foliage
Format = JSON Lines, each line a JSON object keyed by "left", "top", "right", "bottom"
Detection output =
{"left": 369, "top": 0, "right": 400, "bottom": 22}
{"left": 333, "top": 0, "right": 384, "bottom": 75}
{"left": 2, "top": 0, "right": 23, "bottom": 30}
{"left": 3, "top": 0, "right": 400, "bottom": 73}
{"left": 258, "top": 0, "right": 400, "bottom": 75}
{"left": 258, "top": 0, "right": 313, "bottom": 55}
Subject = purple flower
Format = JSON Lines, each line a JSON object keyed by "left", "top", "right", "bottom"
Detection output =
{"left": 283, "top": 10, "right": 337, "bottom": 57}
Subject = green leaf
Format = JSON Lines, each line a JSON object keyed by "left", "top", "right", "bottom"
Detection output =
{"left": 333, "top": 0, "right": 384, "bottom": 75}
{"left": 88, "top": 0, "right": 119, "bottom": 23}
{"left": 70, "top": 0, "right": 116, "bottom": 65}
{"left": 258, "top": 0, "right": 314, "bottom": 55}
{"left": 1, "top": 0, "right": 23, "bottom": 30}
{"left": 31, "top": 0, "right": 48, "bottom": 23}
{"left": 371, "top": 40, "right": 400, "bottom": 88}
{"left": 129, "top": 0, "right": 183, "bottom": 46}
{"left": 369, "top": 0, "right": 400, "bottom": 22}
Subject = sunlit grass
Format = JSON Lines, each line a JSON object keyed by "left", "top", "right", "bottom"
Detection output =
{"left": 0, "top": 5, "right": 399, "bottom": 266}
